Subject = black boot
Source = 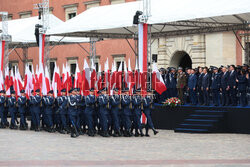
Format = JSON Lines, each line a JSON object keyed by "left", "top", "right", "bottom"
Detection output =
{"left": 134, "top": 130, "right": 140, "bottom": 137}
{"left": 103, "top": 131, "right": 110, "bottom": 137}
{"left": 140, "top": 129, "right": 144, "bottom": 137}
{"left": 145, "top": 128, "right": 150, "bottom": 137}
{"left": 153, "top": 128, "right": 159, "bottom": 135}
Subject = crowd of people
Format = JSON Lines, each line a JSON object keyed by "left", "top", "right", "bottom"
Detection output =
{"left": 159, "top": 64, "right": 250, "bottom": 107}
{"left": 0, "top": 87, "right": 158, "bottom": 138}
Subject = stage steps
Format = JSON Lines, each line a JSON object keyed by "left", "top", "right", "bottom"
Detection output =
{"left": 175, "top": 110, "right": 227, "bottom": 133}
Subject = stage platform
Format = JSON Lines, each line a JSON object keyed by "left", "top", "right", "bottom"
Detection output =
{"left": 152, "top": 104, "right": 250, "bottom": 134}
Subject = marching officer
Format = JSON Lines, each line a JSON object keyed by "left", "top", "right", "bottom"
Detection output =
{"left": 220, "top": 67, "right": 229, "bottom": 106}
{"left": 68, "top": 88, "right": 79, "bottom": 138}
{"left": 201, "top": 68, "right": 210, "bottom": 106}
{"left": 85, "top": 88, "right": 96, "bottom": 137}
{"left": 76, "top": 88, "right": 85, "bottom": 135}
{"left": 187, "top": 69, "right": 197, "bottom": 105}
{"left": 0, "top": 90, "right": 7, "bottom": 128}
{"left": 8, "top": 90, "right": 18, "bottom": 129}
{"left": 132, "top": 88, "right": 143, "bottom": 137}
{"left": 43, "top": 90, "right": 55, "bottom": 132}
{"left": 211, "top": 67, "right": 221, "bottom": 106}
{"left": 30, "top": 89, "right": 42, "bottom": 131}
{"left": 121, "top": 87, "right": 132, "bottom": 137}
{"left": 110, "top": 88, "right": 121, "bottom": 137}
{"left": 143, "top": 90, "right": 158, "bottom": 136}
{"left": 98, "top": 87, "right": 110, "bottom": 137}
{"left": 18, "top": 90, "right": 27, "bottom": 130}
{"left": 57, "top": 88, "right": 68, "bottom": 134}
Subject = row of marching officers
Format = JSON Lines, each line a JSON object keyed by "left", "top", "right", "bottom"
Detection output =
{"left": 0, "top": 87, "right": 158, "bottom": 138}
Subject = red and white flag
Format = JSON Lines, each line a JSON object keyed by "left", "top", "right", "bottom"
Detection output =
{"left": 0, "top": 40, "right": 5, "bottom": 72}
{"left": 52, "top": 63, "right": 61, "bottom": 97}
{"left": 152, "top": 62, "right": 167, "bottom": 95}
{"left": 83, "top": 59, "right": 90, "bottom": 95}
{"left": 127, "top": 58, "right": 135, "bottom": 95}
{"left": 138, "top": 23, "right": 148, "bottom": 93}
{"left": 104, "top": 58, "right": 110, "bottom": 93}
{"left": 116, "top": 61, "right": 123, "bottom": 91}
{"left": 44, "top": 66, "right": 51, "bottom": 94}
{"left": 24, "top": 65, "right": 33, "bottom": 98}
{"left": 74, "top": 63, "right": 82, "bottom": 89}
{"left": 90, "top": 60, "right": 96, "bottom": 89}
{"left": 95, "top": 64, "right": 102, "bottom": 91}
{"left": 134, "top": 59, "right": 140, "bottom": 90}
{"left": 14, "top": 67, "right": 23, "bottom": 96}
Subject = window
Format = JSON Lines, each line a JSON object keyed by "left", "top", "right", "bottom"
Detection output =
{"left": 87, "top": 56, "right": 100, "bottom": 72}
{"left": 84, "top": 0, "right": 100, "bottom": 9}
{"left": 95, "top": 62, "right": 99, "bottom": 72}
{"left": 27, "top": 61, "right": 33, "bottom": 72}
{"left": 67, "top": 58, "right": 78, "bottom": 75}
{"left": 63, "top": 3, "right": 78, "bottom": 21}
{"left": 110, "top": 0, "right": 125, "bottom": 5}
{"left": 116, "top": 61, "right": 124, "bottom": 71}
{"left": 8, "top": 14, "right": 13, "bottom": 20}
{"left": 112, "top": 54, "right": 125, "bottom": 70}
{"left": 19, "top": 11, "right": 32, "bottom": 18}
{"left": 152, "top": 54, "right": 158, "bottom": 63}
{"left": 49, "top": 61, "right": 55, "bottom": 80}
{"left": 9, "top": 62, "right": 18, "bottom": 75}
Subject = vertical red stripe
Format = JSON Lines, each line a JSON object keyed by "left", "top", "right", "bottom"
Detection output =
{"left": 143, "top": 24, "right": 148, "bottom": 73}
{"left": 1, "top": 41, "right": 5, "bottom": 72}
{"left": 42, "top": 34, "right": 45, "bottom": 67}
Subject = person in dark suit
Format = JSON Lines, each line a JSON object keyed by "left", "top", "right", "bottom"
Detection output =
{"left": 236, "top": 69, "right": 248, "bottom": 107}
{"left": 166, "top": 68, "right": 177, "bottom": 98}
{"left": 187, "top": 69, "right": 197, "bottom": 105}
{"left": 228, "top": 65, "right": 237, "bottom": 106}
{"left": 220, "top": 67, "right": 230, "bottom": 106}
{"left": 211, "top": 67, "right": 221, "bottom": 106}
{"left": 197, "top": 67, "right": 204, "bottom": 105}
{"left": 201, "top": 68, "right": 210, "bottom": 106}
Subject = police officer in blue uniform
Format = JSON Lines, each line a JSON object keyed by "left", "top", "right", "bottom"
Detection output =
{"left": 201, "top": 68, "right": 210, "bottom": 106}
{"left": 0, "top": 90, "right": 7, "bottom": 128}
{"left": 8, "top": 90, "right": 18, "bottom": 129}
{"left": 30, "top": 89, "right": 42, "bottom": 131}
{"left": 43, "top": 90, "right": 55, "bottom": 132}
{"left": 121, "top": 87, "right": 132, "bottom": 137}
{"left": 143, "top": 90, "right": 158, "bottom": 137}
{"left": 211, "top": 67, "right": 221, "bottom": 106}
{"left": 110, "top": 88, "right": 121, "bottom": 137}
{"left": 220, "top": 66, "right": 230, "bottom": 106}
{"left": 85, "top": 88, "right": 96, "bottom": 136}
{"left": 98, "top": 87, "right": 110, "bottom": 137}
{"left": 18, "top": 90, "right": 27, "bottom": 130}
{"left": 132, "top": 88, "right": 143, "bottom": 137}
{"left": 236, "top": 69, "right": 248, "bottom": 107}
{"left": 57, "top": 88, "right": 68, "bottom": 134}
{"left": 228, "top": 65, "right": 237, "bottom": 106}
{"left": 68, "top": 88, "right": 79, "bottom": 138}
{"left": 76, "top": 88, "right": 85, "bottom": 135}
{"left": 188, "top": 69, "right": 197, "bottom": 105}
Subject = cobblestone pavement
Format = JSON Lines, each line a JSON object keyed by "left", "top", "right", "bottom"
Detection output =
{"left": 0, "top": 128, "right": 250, "bottom": 167}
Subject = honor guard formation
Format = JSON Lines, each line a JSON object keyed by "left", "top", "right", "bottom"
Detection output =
{"left": 0, "top": 87, "right": 158, "bottom": 138}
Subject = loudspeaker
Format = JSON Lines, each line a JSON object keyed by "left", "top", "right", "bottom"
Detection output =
{"left": 34, "top": 24, "right": 42, "bottom": 46}
{"left": 133, "top": 11, "right": 143, "bottom": 25}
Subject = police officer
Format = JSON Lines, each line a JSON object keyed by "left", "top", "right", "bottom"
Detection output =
{"left": 228, "top": 65, "right": 237, "bottom": 106}
{"left": 57, "top": 88, "right": 68, "bottom": 134}
{"left": 110, "top": 88, "right": 121, "bottom": 137}
{"left": 98, "top": 87, "right": 110, "bottom": 137}
{"left": 211, "top": 67, "right": 221, "bottom": 106}
{"left": 30, "top": 89, "right": 42, "bottom": 131}
{"left": 187, "top": 69, "right": 197, "bottom": 105}
{"left": 132, "top": 88, "right": 143, "bottom": 137}
{"left": 8, "top": 90, "right": 17, "bottom": 129}
{"left": 43, "top": 90, "right": 55, "bottom": 132}
{"left": 121, "top": 87, "right": 132, "bottom": 137}
{"left": 18, "top": 90, "right": 27, "bottom": 130}
{"left": 220, "top": 67, "right": 229, "bottom": 106}
{"left": 0, "top": 90, "right": 7, "bottom": 128}
{"left": 143, "top": 90, "right": 158, "bottom": 137}
{"left": 76, "top": 88, "right": 85, "bottom": 135}
{"left": 201, "top": 68, "right": 210, "bottom": 106}
{"left": 236, "top": 69, "right": 248, "bottom": 107}
{"left": 68, "top": 88, "right": 79, "bottom": 138}
{"left": 85, "top": 88, "right": 96, "bottom": 137}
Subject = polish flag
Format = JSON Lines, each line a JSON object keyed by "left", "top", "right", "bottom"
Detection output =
{"left": 66, "top": 63, "right": 71, "bottom": 93}
{"left": 127, "top": 58, "right": 135, "bottom": 95}
{"left": 83, "top": 59, "right": 90, "bottom": 95}
{"left": 104, "top": 58, "right": 110, "bottom": 93}
{"left": 152, "top": 62, "right": 167, "bottom": 95}
{"left": 138, "top": 23, "right": 148, "bottom": 93}
{"left": 61, "top": 64, "right": 66, "bottom": 88}
{"left": 134, "top": 59, "right": 140, "bottom": 90}
{"left": 44, "top": 66, "right": 51, "bottom": 94}
{"left": 14, "top": 67, "right": 23, "bottom": 96}
{"left": 116, "top": 61, "right": 123, "bottom": 91}
{"left": 90, "top": 60, "right": 96, "bottom": 89}
{"left": 74, "top": 63, "right": 82, "bottom": 89}
{"left": 95, "top": 64, "right": 102, "bottom": 91}
{"left": 39, "top": 34, "right": 46, "bottom": 67}
{"left": 52, "top": 63, "right": 61, "bottom": 97}
{"left": 4, "top": 67, "right": 10, "bottom": 94}
{"left": 0, "top": 71, "right": 4, "bottom": 91}
{"left": 24, "top": 65, "right": 33, "bottom": 98}
{"left": 0, "top": 40, "right": 5, "bottom": 72}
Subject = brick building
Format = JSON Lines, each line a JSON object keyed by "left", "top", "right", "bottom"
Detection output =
{"left": 0, "top": 0, "right": 139, "bottom": 77}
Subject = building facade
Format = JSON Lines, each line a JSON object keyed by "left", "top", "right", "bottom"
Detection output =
{"left": 0, "top": 0, "right": 249, "bottom": 78}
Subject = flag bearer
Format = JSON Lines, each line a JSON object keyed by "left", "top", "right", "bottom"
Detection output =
{"left": 0, "top": 90, "right": 7, "bottom": 128}
{"left": 110, "top": 88, "right": 121, "bottom": 137}
{"left": 30, "top": 89, "right": 42, "bottom": 131}
{"left": 57, "top": 89, "right": 68, "bottom": 134}
{"left": 43, "top": 90, "right": 55, "bottom": 132}
{"left": 18, "top": 90, "right": 27, "bottom": 130}
{"left": 76, "top": 88, "right": 85, "bottom": 135}
{"left": 121, "top": 87, "right": 132, "bottom": 137}
{"left": 68, "top": 88, "right": 79, "bottom": 138}
{"left": 8, "top": 90, "right": 18, "bottom": 129}
{"left": 85, "top": 88, "right": 96, "bottom": 137}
